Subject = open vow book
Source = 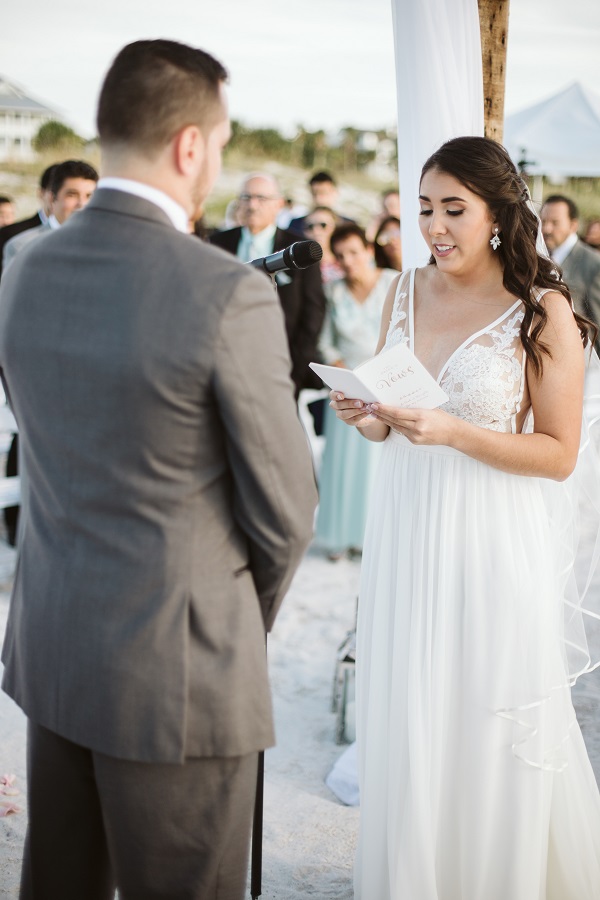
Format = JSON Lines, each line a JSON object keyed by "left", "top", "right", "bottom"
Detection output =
{"left": 309, "top": 343, "right": 449, "bottom": 409}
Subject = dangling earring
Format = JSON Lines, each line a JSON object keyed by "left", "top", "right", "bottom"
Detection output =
{"left": 490, "top": 227, "right": 501, "bottom": 251}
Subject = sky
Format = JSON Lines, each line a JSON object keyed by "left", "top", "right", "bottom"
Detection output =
{"left": 1, "top": 0, "right": 599, "bottom": 139}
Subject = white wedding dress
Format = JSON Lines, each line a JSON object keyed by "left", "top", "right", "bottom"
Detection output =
{"left": 354, "top": 269, "right": 600, "bottom": 900}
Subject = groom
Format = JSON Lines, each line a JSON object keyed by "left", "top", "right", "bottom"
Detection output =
{"left": 0, "top": 40, "right": 317, "bottom": 899}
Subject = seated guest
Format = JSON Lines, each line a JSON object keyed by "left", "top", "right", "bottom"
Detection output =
{"left": 210, "top": 173, "right": 326, "bottom": 396}
{"left": 374, "top": 215, "right": 402, "bottom": 271}
{"left": 315, "top": 224, "right": 398, "bottom": 560}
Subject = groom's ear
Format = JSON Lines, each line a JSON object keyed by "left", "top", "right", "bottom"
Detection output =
{"left": 173, "top": 125, "right": 205, "bottom": 177}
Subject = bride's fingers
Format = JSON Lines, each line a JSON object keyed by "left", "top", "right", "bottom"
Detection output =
{"left": 335, "top": 407, "right": 372, "bottom": 424}
{"left": 367, "top": 404, "right": 417, "bottom": 426}
{"left": 330, "top": 395, "right": 368, "bottom": 413}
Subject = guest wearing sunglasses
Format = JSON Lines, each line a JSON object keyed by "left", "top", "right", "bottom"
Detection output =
{"left": 303, "top": 206, "right": 344, "bottom": 283}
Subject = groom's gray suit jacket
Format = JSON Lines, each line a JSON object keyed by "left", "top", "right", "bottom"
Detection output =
{"left": 0, "top": 188, "right": 317, "bottom": 764}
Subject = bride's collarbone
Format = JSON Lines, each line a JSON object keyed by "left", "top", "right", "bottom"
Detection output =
{"left": 416, "top": 267, "right": 516, "bottom": 312}
{"left": 413, "top": 295, "right": 522, "bottom": 377}
{"left": 415, "top": 291, "right": 519, "bottom": 337}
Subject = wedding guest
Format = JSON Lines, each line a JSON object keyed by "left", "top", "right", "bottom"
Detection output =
{"left": 583, "top": 218, "right": 600, "bottom": 251}
{"left": 288, "top": 171, "right": 355, "bottom": 236}
{"left": 0, "top": 164, "right": 57, "bottom": 280}
{"left": 3, "top": 160, "right": 98, "bottom": 269}
{"left": 367, "top": 188, "right": 400, "bottom": 240}
{"left": 0, "top": 168, "right": 58, "bottom": 542}
{"left": 315, "top": 223, "right": 397, "bottom": 560}
{"left": 2, "top": 160, "right": 98, "bottom": 549}
{"left": 541, "top": 194, "right": 600, "bottom": 327}
{"left": 373, "top": 215, "right": 402, "bottom": 271}
{"left": 303, "top": 206, "right": 343, "bottom": 283}
{"left": 0, "top": 196, "right": 15, "bottom": 228}
{"left": 210, "top": 173, "right": 326, "bottom": 396}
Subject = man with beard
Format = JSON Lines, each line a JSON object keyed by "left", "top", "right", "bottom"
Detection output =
{"left": 0, "top": 39, "right": 316, "bottom": 900}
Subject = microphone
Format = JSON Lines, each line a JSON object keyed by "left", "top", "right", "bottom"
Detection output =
{"left": 249, "top": 240, "right": 322, "bottom": 274}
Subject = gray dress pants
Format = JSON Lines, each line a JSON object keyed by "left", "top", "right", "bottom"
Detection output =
{"left": 21, "top": 720, "right": 258, "bottom": 900}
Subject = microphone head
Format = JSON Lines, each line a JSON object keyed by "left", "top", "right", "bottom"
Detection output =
{"left": 288, "top": 240, "right": 323, "bottom": 269}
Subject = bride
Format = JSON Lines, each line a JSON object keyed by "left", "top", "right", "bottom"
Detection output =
{"left": 331, "top": 136, "right": 600, "bottom": 900}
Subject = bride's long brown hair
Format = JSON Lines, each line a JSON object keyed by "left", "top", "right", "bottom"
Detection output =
{"left": 420, "top": 136, "right": 597, "bottom": 377}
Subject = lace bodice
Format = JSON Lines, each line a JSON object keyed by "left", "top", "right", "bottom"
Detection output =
{"left": 384, "top": 269, "right": 527, "bottom": 433}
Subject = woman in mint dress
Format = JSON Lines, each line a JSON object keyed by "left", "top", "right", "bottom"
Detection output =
{"left": 315, "top": 223, "right": 397, "bottom": 559}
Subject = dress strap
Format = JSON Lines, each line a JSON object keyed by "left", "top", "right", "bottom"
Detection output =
{"left": 385, "top": 269, "right": 411, "bottom": 340}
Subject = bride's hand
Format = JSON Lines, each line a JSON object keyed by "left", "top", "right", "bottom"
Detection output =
{"left": 367, "top": 403, "right": 458, "bottom": 445}
{"left": 329, "top": 391, "right": 377, "bottom": 427}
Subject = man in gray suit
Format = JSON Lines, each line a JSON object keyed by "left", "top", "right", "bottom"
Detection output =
{"left": 541, "top": 194, "right": 600, "bottom": 328}
{"left": 0, "top": 39, "right": 317, "bottom": 900}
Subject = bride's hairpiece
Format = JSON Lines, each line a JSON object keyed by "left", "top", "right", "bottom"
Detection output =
{"left": 521, "top": 182, "right": 552, "bottom": 260}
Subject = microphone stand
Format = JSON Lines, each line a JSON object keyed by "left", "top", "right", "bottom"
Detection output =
{"left": 247, "top": 247, "right": 321, "bottom": 898}
{"left": 251, "top": 273, "right": 275, "bottom": 899}
{"left": 251, "top": 687, "right": 266, "bottom": 899}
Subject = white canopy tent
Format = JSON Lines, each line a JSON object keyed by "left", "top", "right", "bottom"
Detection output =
{"left": 503, "top": 82, "right": 600, "bottom": 178}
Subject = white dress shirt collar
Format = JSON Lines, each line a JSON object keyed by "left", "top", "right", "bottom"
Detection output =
{"left": 551, "top": 232, "right": 578, "bottom": 266}
{"left": 97, "top": 177, "right": 189, "bottom": 234}
{"left": 48, "top": 214, "right": 61, "bottom": 230}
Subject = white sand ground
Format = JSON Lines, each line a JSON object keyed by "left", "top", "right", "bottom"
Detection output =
{"left": 1, "top": 537, "right": 599, "bottom": 898}
{"left": 0, "top": 543, "right": 363, "bottom": 898}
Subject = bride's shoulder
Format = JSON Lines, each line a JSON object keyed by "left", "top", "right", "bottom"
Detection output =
{"left": 414, "top": 264, "right": 436, "bottom": 286}
{"left": 412, "top": 264, "right": 437, "bottom": 299}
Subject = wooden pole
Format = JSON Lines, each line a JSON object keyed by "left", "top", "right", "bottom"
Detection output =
{"left": 478, "top": 0, "right": 511, "bottom": 142}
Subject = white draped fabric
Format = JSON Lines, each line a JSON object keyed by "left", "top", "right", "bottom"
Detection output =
{"left": 391, "top": 0, "right": 484, "bottom": 267}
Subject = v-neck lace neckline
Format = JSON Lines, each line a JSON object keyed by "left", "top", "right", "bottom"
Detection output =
{"left": 407, "top": 268, "right": 523, "bottom": 384}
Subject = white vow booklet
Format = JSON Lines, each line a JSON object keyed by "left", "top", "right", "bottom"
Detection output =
{"left": 309, "top": 343, "right": 449, "bottom": 409}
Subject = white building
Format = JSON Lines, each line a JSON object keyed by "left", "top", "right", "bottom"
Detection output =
{"left": 0, "top": 77, "right": 58, "bottom": 161}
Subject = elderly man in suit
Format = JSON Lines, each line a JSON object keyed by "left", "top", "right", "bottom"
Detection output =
{"left": 0, "top": 39, "right": 316, "bottom": 900}
{"left": 541, "top": 194, "right": 600, "bottom": 328}
{"left": 210, "top": 173, "right": 326, "bottom": 396}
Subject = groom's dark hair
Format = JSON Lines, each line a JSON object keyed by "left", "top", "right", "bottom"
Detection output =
{"left": 97, "top": 40, "right": 228, "bottom": 156}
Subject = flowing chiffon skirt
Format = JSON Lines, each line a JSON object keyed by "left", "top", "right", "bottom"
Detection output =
{"left": 355, "top": 431, "right": 600, "bottom": 900}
